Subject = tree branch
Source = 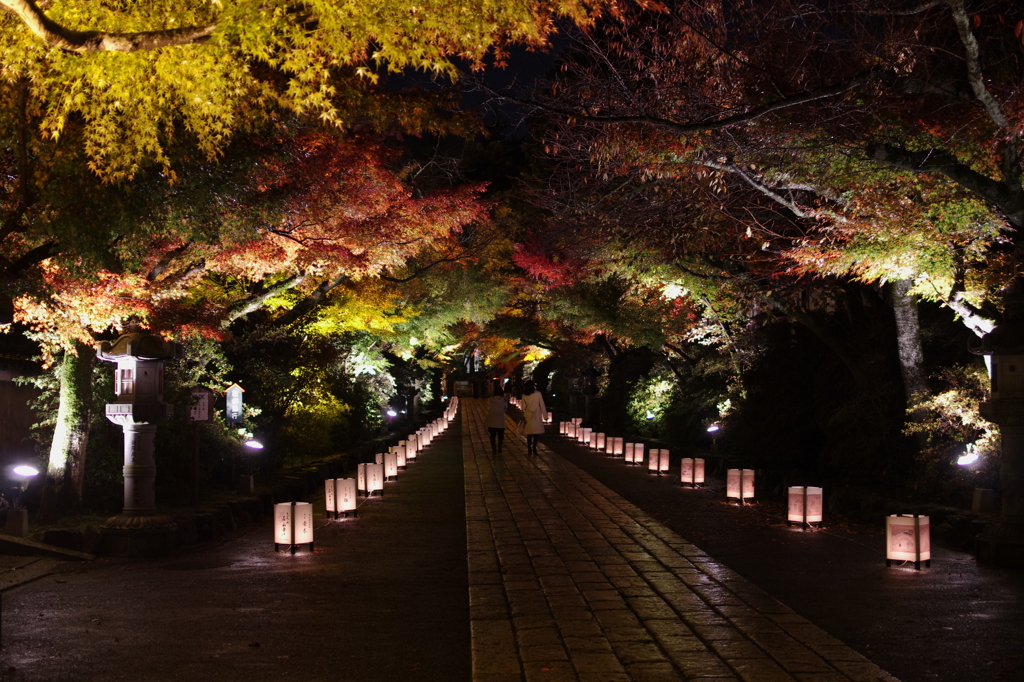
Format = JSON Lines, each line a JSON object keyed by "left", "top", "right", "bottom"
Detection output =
{"left": 271, "top": 270, "right": 350, "bottom": 328}
{"left": 0, "top": 0, "right": 217, "bottom": 53}
{"left": 223, "top": 271, "right": 308, "bottom": 326}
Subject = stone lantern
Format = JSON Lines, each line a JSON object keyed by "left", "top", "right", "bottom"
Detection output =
{"left": 972, "top": 290, "right": 1024, "bottom": 566}
{"left": 97, "top": 331, "right": 180, "bottom": 556}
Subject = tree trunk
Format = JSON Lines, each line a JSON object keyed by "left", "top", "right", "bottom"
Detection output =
{"left": 891, "top": 279, "right": 929, "bottom": 424}
{"left": 39, "top": 341, "right": 95, "bottom": 521}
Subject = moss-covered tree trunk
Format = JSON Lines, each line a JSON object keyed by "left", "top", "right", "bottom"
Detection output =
{"left": 39, "top": 341, "right": 96, "bottom": 522}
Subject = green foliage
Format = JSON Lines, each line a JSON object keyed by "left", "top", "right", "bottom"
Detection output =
{"left": 905, "top": 363, "right": 999, "bottom": 497}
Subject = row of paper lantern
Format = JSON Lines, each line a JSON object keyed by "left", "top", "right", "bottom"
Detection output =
{"left": 273, "top": 398, "right": 460, "bottom": 553}
{"left": 558, "top": 417, "right": 930, "bottom": 568}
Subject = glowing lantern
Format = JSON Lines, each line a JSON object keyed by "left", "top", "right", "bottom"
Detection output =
{"left": 610, "top": 437, "right": 624, "bottom": 456}
{"left": 384, "top": 452, "right": 399, "bottom": 480}
{"left": 544, "top": 412, "right": 553, "bottom": 424}
{"left": 727, "top": 469, "right": 755, "bottom": 503}
{"left": 580, "top": 427, "right": 592, "bottom": 445}
{"left": 680, "top": 458, "right": 705, "bottom": 487}
{"left": 648, "top": 449, "right": 670, "bottom": 474}
{"left": 396, "top": 443, "right": 408, "bottom": 468}
{"left": 593, "top": 433, "right": 606, "bottom": 451}
{"left": 367, "top": 462, "right": 385, "bottom": 495}
{"left": 274, "top": 501, "right": 314, "bottom": 553}
{"left": 357, "top": 463, "right": 368, "bottom": 494}
{"left": 626, "top": 443, "right": 644, "bottom": 465}
{"left": 559, "top": 421, "right": 568, "bottom": 435}
{"left": 326, "top": 478, "right": 358, "bottom": 518}
{"left": 375, "top": 452, "right": 384, "bottom": 465}
{"left": 886, "top": 515, "right": 931, "bottom": 569}
{"left": 572, "top": 417, "right": 582, "bottom": 426}
{"left": 788, "top": 486, "right": 823, "bottom": 527}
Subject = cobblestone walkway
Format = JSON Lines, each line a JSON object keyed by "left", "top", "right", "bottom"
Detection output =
{"left": 462, "top": 398, "right": 899, "bottom": 682}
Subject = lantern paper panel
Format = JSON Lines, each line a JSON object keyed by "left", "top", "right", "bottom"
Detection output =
{"left": 375, "top": 452, "right": 384, "bottom": 465}
{"left": 325, "top": 479, "right": 337, "bottom": 515}
{"left": 624, "top": 443, "right": 635, "bottom": 463}
{"left": 680, "top": 458, "right": 705, "bottom": 486}
{"left": 559, "top": 421, "right": 567, "bottom": 435}
{"left": 357, "top": 463, "right": 367, "bottom": 493}
{"left": 337, "top": 478, "right": 357, "bottom": 514}
{"left": 610, "top": 437, "right": 624, "bottom": 456}
{"left": 787, "top": 486, "right": 823, "bottom": 524}
{"left": 594, "top": 433, "right": 606, "bottom": 451}
{"left": 886, "top": 515, "right": 931, "bottom": 566}
{"left": 726, "top": 469, "right": 755, "bottom": 500}
{"left": 572, "top": 418, "right": 582, "bottom": 426}
{"left": 648, "top": 449, "right": 660, "bottom": 472}
{"left": 581, "top": 427, "right": 592, "bottom": 445}
{"left": 367, "top": 462, "right": 385, "bottom": 494}
{"left": 384, "top": 452, "right": 399, "bottom": 479}
{"left": 396, "top": 444, "right": 407, "bottom": 468}
{"left": 631, "top": 443, "right": 645, "bottom": 465}
{"left": 655, "top": 449, "right": 670, "bottom": 472}
{"left": 274, "top": 501, "right": 314, "bottom": 552}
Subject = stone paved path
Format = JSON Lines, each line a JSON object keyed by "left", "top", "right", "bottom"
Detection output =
{"left": 461, "top": 398, "right": 899, "bottom": 682}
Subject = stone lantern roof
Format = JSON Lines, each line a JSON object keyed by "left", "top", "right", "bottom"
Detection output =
{"left": 97, "top": 332, "right": 181, "bottom": 362}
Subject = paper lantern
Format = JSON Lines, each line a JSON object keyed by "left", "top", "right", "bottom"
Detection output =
{"left": 375, "top": 452, "right": 384, "bottom": 465}
{"left": 572, "top": 417, "right": 582, "bottom": 426}
{"left": 580, "top": 427, "right": 592, "bottom": 445}
{"left": 384, "top": 451, "right": 399, "bottom": 480}
{"left": 544, "top": 412, "right": 553, "bottom": 424}
{"left": 396, "top": 443, "right": 407, "bottom": 468}
{"left": 326, "top": 478, "right": 357, "bottom": 518}
{"left": 593, "top": 433, "right": 606, "bottom": 451}
{"left": 886, "top": 514, "right": 931, "bottom": 569}
{"left": 648, "top": 448, "right": 669, "bottom": 474}
{"left": 787, "top": 486, "right": 823, "bottom": 527}
{"left": 559, "top": 421, "right": 567, "bottom": 435}
{"left": 274, "top": 501, "right": 314, "bottom": 553}
{"left": 357, "top": 463, "right": 368, "bottom": 494}
{"left": 607, "top": 437, "right": 623, "bottom": 457}
{"left": 626, "top": 443, "right": 644, "bottom": 465}
{"left": 367, "top": 462, "right": 385, "bottom": 495}
{"left": 726, "top": 469, "right": 755, "bottom": 503}
{"left": 680, "top": 458, "right": 705, "bottom": 487}
{"left": 407, "top": 436, "right": 419, "bottom": 461}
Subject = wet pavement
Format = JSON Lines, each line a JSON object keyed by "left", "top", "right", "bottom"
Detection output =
{"left": 0, "top": 399, "right": 1022, "bottom": 681}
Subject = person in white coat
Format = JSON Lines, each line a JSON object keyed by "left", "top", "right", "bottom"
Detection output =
{"left": 485, "top": 380, "right": 508, "bottom": 455}
{"left": 521, "top": 380, "right": 546, "bottom": 456}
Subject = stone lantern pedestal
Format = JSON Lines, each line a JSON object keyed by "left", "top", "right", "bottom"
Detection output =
{"left": 97, "top": 332, "right": 180, "bottom": 557}
{"left": 973, "top": 297, "right": 1024, "bottom": 567}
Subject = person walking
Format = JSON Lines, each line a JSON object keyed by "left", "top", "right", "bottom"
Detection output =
{"left": 486, "top": 379, "right": 508, "bottom": 455}
{"left": 521, "top": 380, "right": 546, "bottom": 456}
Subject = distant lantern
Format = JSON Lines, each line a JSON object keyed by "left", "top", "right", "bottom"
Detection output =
{"left": 788, "top": 486, "right": 823, "bottom": 528}
{"left": 407, "top": 437, "right": 418, "bottom": 462}
{"left": 375, "top": 452, "right": 384, "bottom": 465}
{"left": 544, "top": 412, "right": 553, "bottom": 424}
{"left": 680, "top": 458, "right": 705, "bottom": 488}
{"left": 611, "top": 437, "right": 624, "bottom": 457}
{"left": 384, "top": 451, "right": 399, "bottom": 480}
{"left": 559, "top": 421, "right": 567, "bottom": 435}
{"left": 325, "top": 479, "right": 337, "bottom": 518}
{"left": 572, "top": 417, "right": 582, "bottom": 426}
{"left": 225, "top": 383, "right": 245, "bottom": 425}
{"left": 626, "top": 443, "right": 644, "bottom": 465}
{"left": 367, "top": 462, "right": 385, "bottom": 496}
{"left": 357, "top": 463, "right": 368, "bottom": 494}
{"left": 581, "top": 427, "right": 592, "bottom": 445}
{"left": 593, "top": 433, "right": 606, "bottom": 451}
{"left": 886, "top": 514, "right": 931, "bottom": 569}
{"left": 274, "top": 501, "right": 314, "bottom": 554}
{"left": 727, "top": 469, "right": 755, "bottom": 503}
{"left": 396, "top": 443, "right": 408, "bottom": 469}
